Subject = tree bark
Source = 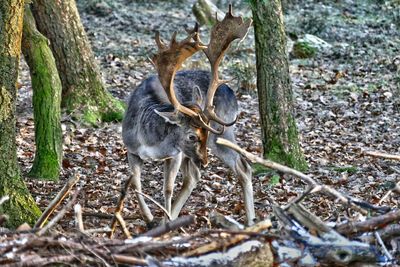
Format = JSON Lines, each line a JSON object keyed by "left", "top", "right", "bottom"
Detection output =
{"left": 0, "top": 0, "right": 41, "bottom": 228}
{"left": 22, "top": 7, "right": 63, "bottom": 181}
{"left": 31, "top": 0, "right": 125, "bottom": 125}
{"left": 251, "top": 0, "right": 307, "bottom": 171}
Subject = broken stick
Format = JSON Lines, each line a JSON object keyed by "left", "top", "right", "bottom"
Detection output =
{"left": 183, "top": 219, "right": 272, "bottom": 257}
{"left": 336, "top": 209, "right": 400, "bottom": 236}
{"left": 364, "top": 150, "right": 400, "bottom": 161}
{"left": 216, "top": 138, "right": 389, "bottom": 214}
{"left": 37, "top": 188, "right": 81, "bottom": 236}
{"left": 34, "top": 174, "right": 80, "bottom": 229}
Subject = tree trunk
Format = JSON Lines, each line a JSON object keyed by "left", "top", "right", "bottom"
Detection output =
{"left": 31, "top": 0, "right": 125, "bottom": 125}
{"left": 0, "top": 0, "right": 41, "bottom": 228}
{"left": 22, "top": 7, "right": 63, "bottom": 181}
{"left": 251, "top": 0, "right": 307, "bottom": 171}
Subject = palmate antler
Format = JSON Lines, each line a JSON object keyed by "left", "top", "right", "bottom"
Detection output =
{"left": 151, "top": 31, "right": 205, "bottom": 120}
{"left": 151, "top": 31, "right": 222, "bottom": 134}
{"left": 203, "top": 4, "right": 252, "bottom": 125}
{"left": 152, "top": 5, "right": 252, "bottom": 134}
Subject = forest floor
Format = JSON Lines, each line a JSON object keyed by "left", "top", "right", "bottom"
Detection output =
{"left": 17, "top": 0, "right": 399, "bottom": 240}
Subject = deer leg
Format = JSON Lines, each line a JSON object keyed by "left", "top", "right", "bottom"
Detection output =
{"left": 209, "top": 130, "right": 256, "bottom": 226}
{"left": 163, "top": 152, "right": 183, "bottom": 219}
{"left": 128, "top": 153, "right": 154, "bottom": 223}
{"left": 234, "top": 156, "right": 256, "bottom": 225}
{"left": 170, "top": 157, "right": 201, "bottom": 219}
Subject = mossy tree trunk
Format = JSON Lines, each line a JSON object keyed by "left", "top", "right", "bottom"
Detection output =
{"left": 251, "top": 0, "right": 307, "bottom": 171}
{"left": 21, "top": 7, "right": 63, "bottom": 181}
{"left": 31, "top": 0, "right": 125, "bottom": 125}
{"left": 0, "top": 0, "right": 41, "bottom": 228}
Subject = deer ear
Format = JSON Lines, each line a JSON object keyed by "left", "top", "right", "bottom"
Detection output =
{"left": 154, "top": 109, "right": 181, "bottom": 125}
{"left": 193, "top": 85, "right": 203, "bottom": 106}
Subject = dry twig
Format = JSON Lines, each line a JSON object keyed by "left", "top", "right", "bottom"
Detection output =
{"left": 364, "top": 150, "right": 400, "bottom": 161}
{"left": 379, "top": 181, "right": 400, "bottom": 204}
{"left": 115, "top": 212, "right": 132, "bottom": 239}
{"left": 134, "top": 189, "right": 172, "bottom": 220}
{"left": 336, "top": 209, "right": 400, "bottom": 236}
{"left": 216, "top": 138, "right": 389, "bottom": 214}
{"left": 112, "top": 254, "right": 148, "bottom": 266}
{"left": 74, "top": 203, "right": 84, "bottom": 232}
{"left": 375, "top": 231, "right": 393, "bottom": 261}
{"left": 110, "top": 174, "right": 134, "bottom": 238}
{"left": 143, "top": 215, "right": 195, "bottom": 237}
{"left": 37, "top": 188, "right": 81, "bottom": 236}
{"left": 34, "top": 174, "right": 80, "bottom": 228}
{"left": 184, "top": 219, "right": 272, "bottom": 257}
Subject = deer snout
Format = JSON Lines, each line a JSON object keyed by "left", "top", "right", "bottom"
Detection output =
{"left": 201, "top": 157, "right": 209, "bottom": 168}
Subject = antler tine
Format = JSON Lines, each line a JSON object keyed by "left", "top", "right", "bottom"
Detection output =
{"left": 203, "top": 5, "right": 252, "bottom": 126}
{"left": 154, "top": 31, "right": 166, "bottom": 50}
{"left": 228, "top": 3, "right": 233, "bottom": 17}
{"left": 152, "top": 30, "right": 207, "bottom": 120}
{"left": 170, "top": 31, "right": 178, "bottom": 47}
{"left": 185, "top": 22, "right": 200, "bottom": 35}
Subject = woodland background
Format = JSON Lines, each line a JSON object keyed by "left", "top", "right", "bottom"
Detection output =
{"left": 2, "top": 0, "right": 399, "bottom": 265}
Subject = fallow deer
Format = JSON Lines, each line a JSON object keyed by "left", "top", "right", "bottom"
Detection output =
{"left": 113, "top": 6, "right": 255, "bottom": 233}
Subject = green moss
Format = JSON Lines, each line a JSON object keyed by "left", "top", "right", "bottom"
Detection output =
{"left": 252, "top": 163, "right": 271, "bottom": 176}
{"left": 101, "top": 99, "right": 126, "bottom": 122}
{"left": 0, "top": 86, "right": 12, "bottom": 122}
{"left": 265, "top": 116, "right": 308, "bottom": 172}
{"left": 0, "top": 177, "right": 41, "bottom": 228}
{"left": 64, "top": 90, "right": 125, "bottom": 126}
{"left": 82, "top": 108, "right": 99, "bottom": 126}
{"left": 28, "top": 152, "right": 60, "bottom": 180}
{"left": 22, "top": 8, "right": 63, "bottom": 181}
{"left": 269, "top": 174, "right": 280, "bottom": 186}
{"left": 266, "top": 140, "right": 307, "bottom": 171}
{"left": 292, "top": 41, "right": 317, "bottom": 59}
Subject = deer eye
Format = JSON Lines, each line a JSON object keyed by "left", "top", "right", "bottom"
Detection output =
{"left": 186, "top": 133, "right": 198, "bottom": 142}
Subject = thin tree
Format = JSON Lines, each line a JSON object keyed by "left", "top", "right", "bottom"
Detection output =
{"left": 250, "top": 0, "right": 307, "bottom": 170}
{"left": 22, "top": 7, "right": 63, "bottom": 181}
{"left": 31, "top": 0, "right": 125, "bottom": 125}
{"left": 0, "top": 0, "right": 41, "bottom": 227}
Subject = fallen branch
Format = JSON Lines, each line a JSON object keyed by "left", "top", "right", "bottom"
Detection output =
{"left": 80, "top": 212, "right": 138, "bottom": 220}
{"left": 37, "top": 188, "right": 81, "bottom": 236}
{"left": 335, "top": 209, "right": 400, "bottom": 236}
{"left": 183, "top": 219, "right": 272, "bottom": 257}
{"left": 74, "top": 203, "right": 84, "bottom": 232}
{"left": 204, "top": 228, "right": 279, "bottom": 239}
{"left": 2, "top": 255, "right": 96, "bottom": 267}
{"left": 134, "top": 189, "right": 171, "bottom": 220}
{"left": 273, "top": 204, "right": 383, "bottom": 266}
{"left": 110, "top": 174, "right": 134, "bottom": 238}
{"left": 216, "top": 138, "right": 389, "bottom": 214}
{"left": 375, "top": 231, "right": 393, "bottom": 261}
{"left": 115, "top": 212, "right": 132, "bottom": 239}
{"left": 112, "top": 254, "right": 148, "bottom": 266}
{"left": 379, "top": 224, "right": 400, "bottom": 242}
{"left": 85, "top": 227, "right": 112, "bottom": 234}
{"left": 143, "top": 215, "right": 195, "bottom": 237}
{"left": 210, "top": 211, "right": 244, "bottom": 230}
{"left": 364, "top": 150, "right": 400, "bottom": 161}
{"left": 34, "top": 174, "right": 80, "bottom": 228}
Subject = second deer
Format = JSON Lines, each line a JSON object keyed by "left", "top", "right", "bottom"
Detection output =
{"left": 112, "top": 6, "right": 255, "bottom": 234}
